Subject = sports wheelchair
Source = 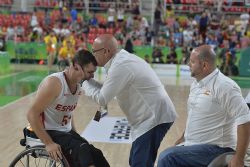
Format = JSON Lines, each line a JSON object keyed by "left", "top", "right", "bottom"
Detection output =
{"left": 9, "top": 127, "right": 70, "bottom": 167}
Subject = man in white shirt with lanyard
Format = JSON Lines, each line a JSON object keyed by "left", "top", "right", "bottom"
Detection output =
{"left": 82, "top": 34, "right": 177, "bottom": 167}
{"left": 157, "top": 45, "right": 250, "bottom": 167}
{"left": 27, "top": 50, "right": 110, "bottom": 167}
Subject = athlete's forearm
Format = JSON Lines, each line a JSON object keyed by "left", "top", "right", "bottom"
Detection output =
{"left": 27, "top": 109, "right": 54, "bottom": 145}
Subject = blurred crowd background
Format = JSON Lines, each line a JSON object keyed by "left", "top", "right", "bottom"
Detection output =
{"left": 0, "top": 0, "right": 250, "bottom": 76}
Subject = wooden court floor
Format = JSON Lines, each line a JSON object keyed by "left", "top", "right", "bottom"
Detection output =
{"left": 0, "top": 64, "right": 249, "bottom": 167}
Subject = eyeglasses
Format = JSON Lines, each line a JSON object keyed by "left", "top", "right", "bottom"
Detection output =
{"left": 92, "top": 48, "right": 105, "bottom": 54}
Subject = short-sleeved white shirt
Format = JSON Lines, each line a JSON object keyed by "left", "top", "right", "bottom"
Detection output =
{"left": 184, "top": 69, "right": 250, "bottom": 149}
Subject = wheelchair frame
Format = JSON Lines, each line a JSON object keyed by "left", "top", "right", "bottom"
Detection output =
{"left": 9, "top": 128, "right": 70, "bottom": 167}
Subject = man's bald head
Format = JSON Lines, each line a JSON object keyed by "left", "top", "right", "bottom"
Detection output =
{"left": 188, "top": 45, "right": 217, "bottom": 81}
{"left": 92, "top": 34, "right": 119, "bottom": 66}
{"left": 93, "top": 34, "right": 118, "bottom": 55}
{"left": 193, "top": 45, "right": 216, "bottom": 67}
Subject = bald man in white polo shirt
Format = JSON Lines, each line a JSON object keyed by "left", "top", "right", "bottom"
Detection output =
{"left": 158, "top": 45, "right": 250, "bottom": 167}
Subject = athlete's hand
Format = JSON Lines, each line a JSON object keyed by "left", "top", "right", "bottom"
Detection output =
{"left": 45, "top": 142, "right": 62, "bottom": 161}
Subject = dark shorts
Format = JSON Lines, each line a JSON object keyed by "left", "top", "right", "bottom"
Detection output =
{"left": 47, "top": 130, "right": 110, "bottom": 167}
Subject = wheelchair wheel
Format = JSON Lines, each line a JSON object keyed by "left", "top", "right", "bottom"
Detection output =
{"left": 9, "top": 146, "right": 69, "bottom": 167}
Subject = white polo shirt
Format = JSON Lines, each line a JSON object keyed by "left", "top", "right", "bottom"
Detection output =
{"left": 184, "top": 69, "right": 250, "bottom": 149}
{"left": 82, "top": 49, "right": 177, "bottom": 141}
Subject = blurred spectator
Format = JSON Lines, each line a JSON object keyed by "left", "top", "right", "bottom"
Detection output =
{"left": 62, "top": 32, "right": 75, "bottom": 48}
{"left": 44, "top": 9, "right": 51, "bottom": 28}
{"left": 124, "top": 33, "right": 134, "bottom": 53}
{"left": 183, "top": 27, "right": 193, "bottom": 47}
{"left": 70, "top": 19, "right": 80, "bottom": 32}
{"left": 29, "top": 30, "right": 39, "bottom": 42}
{"left": 235, "top": 23, "right": 242, "bottom": 41}
{"left": 210, "top": 14, "right": 220, "bottom": 30}
{"left": 191, "top": 34, "right": 203, "bottom": 47}
{"left": 107, "top": 3, "right": 116, "bottom": 28}
{"left": 220, "top": 50, "right": 238, "bottom": 76}
{"left": 82, "top": 21, "right": 90, "bottom": 36}
{"left": 69, "top": 0, "right": 73, "bottom": 8}
{"left": 61, "top": 7, "right": 69, "bottom": 24}
{"left": 15, "top": 24, "right": 25, "bottom": 41}
{"left": 58, "top": 0, "right": 64, "bottom": 11}
{"left": 70, "top": 8, "right": 78, "bottom": 23}
{"left": 52, "top": 22, "right": 61, "bottom": 37}
{"left": 89, "top": 13, "right": 98, "bottom": 27}
{"left": 138, "top": 15, "right": 149, "bottom": 30}
{"left": 61, "top": 23, "right": 71, "bottom": 38}
{"left": 152, "top": 47, "right": 164, "bottom": 63}
{"left": 206, "top": 33, "right": 218, "bottom": 49}
{"left": 117, "top": 5, "right": 125, "bottom": 27}
{"left": 159, "top": 24, "right": 171, "bottom": 46}
{"left": 0, "top": 26, "right": 5, "bottom": 37}
{"left": 75, "top": 36, "right": 87, "bottom": 51}
{"left": 33, "top": 24, "right": 43, "bottom": 41}
{"left": 166, "top": 48, "right": 178, "bottom": 64}
{"left": 126, "top": 14, "right": 134, "bottom": 32}
{"left": 44, "top": 31, "right": 57, "bottom": 71}
{"left": 199, "top": 12, "right": 209, "bottom": 42}
{"left": 173, "top": 32, "right": 182, "bottom": 46}
{"left": 58, "top": 39, "right": 75, "bottom": 63}
{"left": 173, "top": 18, "right": 180, "bottom": 33}
{"left": 240, "top": 12, "right": 249, "bottom": 34}
{"left": 30, "top": 12, "right": 38, "bottom": 27}
{"left": 154, "top": 5, "right": 162, "bottom": 35}
{"left": 114, "top": 28, "right": 124, "bottom": 45}
{"left": 157, "top": 36, "right": 166, "bottom": 47}
{"left": 132, "top": 3, "right": 140, "bottom": 15}
{"left": 165, "top": 6, "right": 174, "bottom": 18}
{"left": 6, "top": 24, "right": 15, "bottom": 40}
{"left": 145, "top": 27, "right": 153, "bottom": 45}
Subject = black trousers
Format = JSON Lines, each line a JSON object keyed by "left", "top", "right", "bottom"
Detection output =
{"left": 47, "top": 130, "right": 110, "bottom": 167}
